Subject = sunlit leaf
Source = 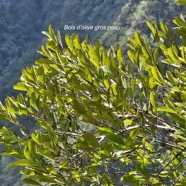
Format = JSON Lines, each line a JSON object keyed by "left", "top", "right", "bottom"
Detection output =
{"left": 157, "top": 106, "right": 176, "bottom": 113}
{"left": 151, "top": 66, "right": 164, "bottom": 84}
{"left": 22, "top": 178, "right": 41, "bottom": 186}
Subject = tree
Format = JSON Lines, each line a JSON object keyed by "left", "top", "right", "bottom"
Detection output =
{"left": 0, "top": 1, "right": 186, "bottom": 185}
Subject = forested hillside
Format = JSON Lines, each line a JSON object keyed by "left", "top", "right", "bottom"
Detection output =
{"left": 0, "top": 0, "right": 185, "bottom": 185}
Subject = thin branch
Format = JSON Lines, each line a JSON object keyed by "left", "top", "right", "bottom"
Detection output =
{"left": 170, "top": 157, "right": 186, "bottom": 183}
{"left": 55, "top": 130, "right": 83, "bottom": 137}
{"left": 156, "top": 148, "right": 186, "bottom": 176}
{"left": 152, "top": 139, "right": 185, "bottom": 151}
{"left": 172, "top": 169, "right": 186, "bottom": 186}
{"left": 133, "top": 101, "right": 179, "bottom": 131}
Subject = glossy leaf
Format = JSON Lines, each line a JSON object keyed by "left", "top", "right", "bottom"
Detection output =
{"left": 150, "top": 91, "right": 156, "bottom": 108}
{"left": 35, "top": 58, "right": 53, "bottom": 65}
{"left": 22, "top": 178, "right": 41, "bottom": 186}
{"left": 157, "top": 106, "right": 176, "bottom": 113}
{"left": 107, "top": 133, "right": 125, "bottom": 145}
{"left": 151, "top": 66, "right": 164, "bottom": 84}
{"left": 13, "top": 83, "right": 27, "bottom": 91}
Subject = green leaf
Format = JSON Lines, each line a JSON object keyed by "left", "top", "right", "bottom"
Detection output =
{"left": 83, "top": 113, "right": 98, "bottom": 126}
{"left": 47, "top": 40, "right": 61, "bottom": 52}
{"left": 121, "top": 175, "right": 139, "bottom": 185}
{"left": 65, "top": 34, "right": 74, "bottom": 51}
{"left": 38, "top": 89, "right": 53, "bottom": 98}
{"left": 107, "top": 133, "right": 125, "bottom": 145}
{"left": 31, "top": 133, "right": 42, "bottom": 145}
{"left": 46, "top": 124, "right": 56, "bottom": 139}
{"left": 0, "top": 136, "right": 17, "bottom": 143}
{"left": 81, "top": 133, "right": 99, "bottom": 148}
{"left": 177, "top": 0, "right": 186, "bottom": 5}
{"left": 13, "top": 83, "right": 27, "bottom": 91}
{"left": 166, "top": 71, "right": 178, "bottom": 85}
{"left": 88, "top": 44, "right": 99, "bottom": 69}
{"left": 76, "top": 132, "right": 99, "bottom": 152}
{"left": 111, "top": 83, "right": 118, "bottom": 96}
{"left": 167, "top": 47, "right": 180, "bottom": 65}
{"left": 99, "top": 127, "right": 113, "bottom": 133}
{"left": 127, "top": 50, "right": 135, "bottom": 64}
{"left": 150, "top": 91, "right": 156, "bottom": 108}
{"left": 72, "top": 98, "right": 86, "bottom": 115}
{"left": 160, "top": 21, "right": 169, "bottom": 36}
{"left": 9, "top": 159, "right": 38, "bottom": 168}
{"left": 37, "top": 148, "right": 53, "bottom": 160}
{"left": 73, "top": 35, "right": 81, "bottom": 49}
{"left": 38, "top": 176, "right": 58, "bottom": 184}
{"left": 151, "top": 66, "right": 164, "bottom": 84}
{"left": 24, "top": 146, "right": 32, "bottom": 160}
{"left": 36, "top": 67, "right": 45, "bottom": 84}
{"left": 100, "top": 66, "right": 112, "bottom": 75}
{"left": 153, "top": 48, "right": 159, "bottom": 64}
{"left": 130, "top": 129, "right": 139, "bottom": 140}
{"left": 57, "top": 30, "right": 63, "bottom": 48}
{"left": 22, "top": 178, "right": 41, "bottom": 185}
{"left": 164, "top": 98, "right": 175, "bottom": 110}
{"left": 102, "top": 112, "right": 115, "bottom": 124}
{"left": 134, "top": 32, "right": 143, "bottom": 46}
{"left": 136, "top": 163, "right": 150, "bottom": 177}
{"left": 103, "top": 76, "right": 110, "bottom": 89}
{"left": 35, "top": 58, "right": 53, "bottom": 65}
{"left": 167, "top": 113, "right": 185, "bottom": 128}
{"left": 28, "top": 140, "right": 36, "bottom": 155}
{"left": 124, "top": 119, "right": 133, "bottom": 125}
{"left": 48, "top": 24, "right": 57, "bottom": 43}
{"left": 117, "top": 48, "right": 124, "bottom": 68}
{"left": 146, "top": 21, "right": 157, "bottom": 40}
{"left": 157, "top": 106, "right": 176, "bottom": 113}
{"left": 141, "top": 47, "right": 151, "bottom": 59}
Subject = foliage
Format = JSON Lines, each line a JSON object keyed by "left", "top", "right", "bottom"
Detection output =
{"left": 0, "top": 1, "right": 186, "bottom": 184}
{"left": 1, "top": 1, "right": 185, "bottom": 185}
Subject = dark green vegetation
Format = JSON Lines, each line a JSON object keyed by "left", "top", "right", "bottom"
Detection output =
{"left": 0, "top": 0, "right": 186, "bottom": 185}
{"left": 0, "top": 0, "right": 125, "bottom": 101}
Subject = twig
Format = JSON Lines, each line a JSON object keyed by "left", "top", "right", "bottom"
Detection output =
{"left": 156, "top": 148, "right": 186, "bottom": 176}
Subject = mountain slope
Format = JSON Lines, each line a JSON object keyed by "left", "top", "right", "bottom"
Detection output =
{"left": 101, "top": 0, "right": 183, "bottom": 46}
{"left": 0, "top": 0, "right": 127, "bottom": 101}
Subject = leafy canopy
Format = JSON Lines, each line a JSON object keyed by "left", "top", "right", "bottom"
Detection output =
{"left": 0, "top": 1, "right": 186, "bottom": 185}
